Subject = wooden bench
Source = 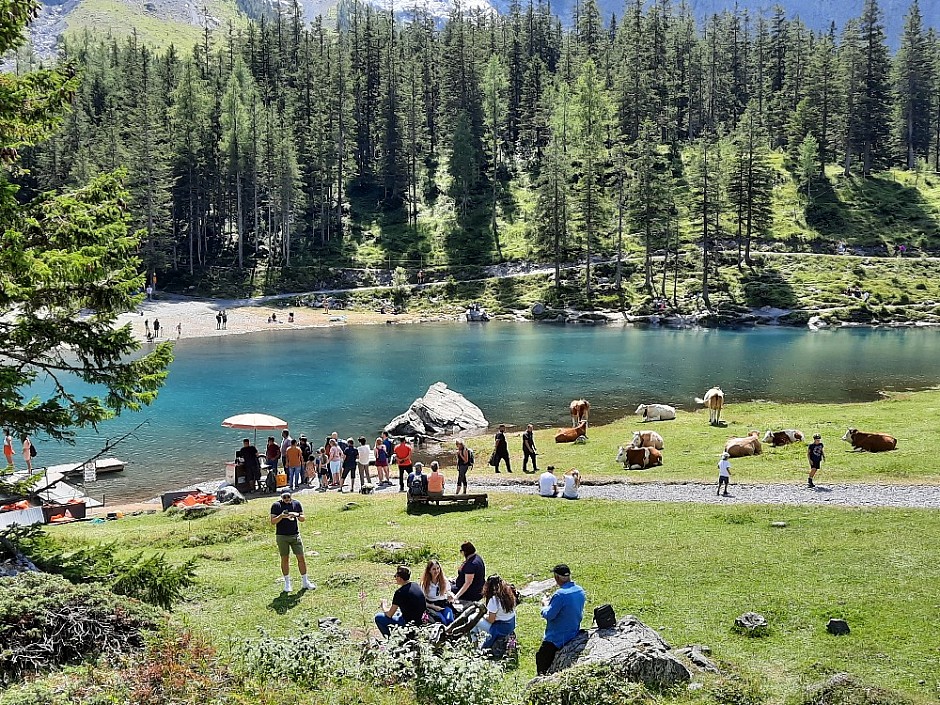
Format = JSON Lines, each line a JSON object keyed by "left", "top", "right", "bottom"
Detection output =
{"left": 407, "top": 493, "right": 488, "bottom": 512}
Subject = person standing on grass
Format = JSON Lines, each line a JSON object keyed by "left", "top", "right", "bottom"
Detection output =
{"left": 455, "top": 439, "right": 472, "bottom": 494}
{"left": 807, "top": 433, "right": 825, "bottom": 488}
{"left": 717, "top": 452, "right": 731, "bottom": 497}
{"left": 342, "top": 437, "right": 359, "bottom": 493}
{"left": 374, "top": 437, "right": 390, "bottom": 485}
{"left": 280, "top": 430, "right": 293, "bottom": 471}
{"left": 375, "top": 565, "right": 426, "bottom": 637}
{"left": 328, "top": 437, "right": 343, "bottom": 487}
{"left": 536, "top": 564, "right": 586, "bottom": 675}
{"left": 522, "top": 424, "right": 538, "bottom": 474}
{"left": 492, "top": 424, "right": 512, "bottom": 473}
{"left": 265, "top": 436, "right": 280, "bottom": 471}
{"left": 270, "top": 491, "right": 315, "bottom": 593}
{"left": 357, "top": 436, "right": 372, "bottom": 487}
{"left": 3, "top": 429, "right": 14, "bottom": 469}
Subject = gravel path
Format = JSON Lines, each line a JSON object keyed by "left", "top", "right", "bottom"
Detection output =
{"left": 464, "top": 477, "right": 940, "bottom": 509}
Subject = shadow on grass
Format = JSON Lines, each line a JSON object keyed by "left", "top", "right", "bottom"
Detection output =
{"left": 739, "top": 266, "right": 798, "bottom": 309}
{"left": 267, "top": 588, "right": 309, "bottom": 614}
{"left": 405, "top": 503, "right": 488, "bottom": 517}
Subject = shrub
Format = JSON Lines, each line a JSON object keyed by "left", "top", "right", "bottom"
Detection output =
{"left": 708, "top": 674, "right": 767, "bottom": 705}
{"left": 794, "top": 673, "right": 914, "bottom": 705}
{"left": 235, "top": 619, "right": 352, "bottom": 687}
{"left": 1, "top": 525, "right": 197, "bottom": 610}
{"left": 361, "top": 626, "right": 507, "bottom": 705}
{"left": 0, "top": 572, "right": 161, "bottom": 684}
{"left": 363, "top": 542, "right": 437, "bottom": 565}
{"left": 526, "top": 663, "right": 652, "bottom": 705}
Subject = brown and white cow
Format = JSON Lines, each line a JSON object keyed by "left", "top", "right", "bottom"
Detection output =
{"left": 555, "top": 421, "right": 588, "bottom": 444}
{"left": 631, "top": 430, "right": 665, "bottom": 450}
{"left": 695, "top": 387, "right": 724, "bottom": 426}
{"left": 725, "top": 430, "right": 762, "bottom": 457}
{"left": 616, "top": 445, "right": 663, "bottom": 469}
{"left": 841, "top": 428, "right": 897, "bottom": 452}
{"left": 570, "top": 399, "right": 591, "bottom": 427}
{"left": 762, "top": 429, "right": 805, "bottom": 447}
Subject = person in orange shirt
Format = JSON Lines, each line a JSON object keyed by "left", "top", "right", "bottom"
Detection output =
{"left": 427, "top": 461, "right": 445, "bottom": 497}
{"left": 394, "top": 437, "right": 413, "bottom": 493}
{"left": 284, "top": 439, "right": 304, "bottom": 490}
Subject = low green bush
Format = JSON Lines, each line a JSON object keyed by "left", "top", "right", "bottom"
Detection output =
{"left": 236, "top": 620, "right": 351, "bottom": 687}
{"left": 0, "top": 572, "right": 160, "bottom": 684}
{"left": 793, "top": 673, "right": 915, "bottom": 705}
{"left": 525, "top": 663, "right": 652, "bottom": 705}
{"left": 708, "top": 674, "right": 767, "bottom": 705}
{"left": 363, "top": 542, "right": 437, "bottom": 565}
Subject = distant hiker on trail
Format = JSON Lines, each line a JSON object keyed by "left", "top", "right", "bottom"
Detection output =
{"left": 145, "top": 285, "right": 152, "bottom": 300}
{"left": 522, "top": 423, "right": 538, "bottom": 474}
{"left": 270, "top": 491, "right": 315, "bottom": 593}
{"left": 176, "top": 322, "right": 181, "bottom": 338}
{"left": 717, "top": 452, "right": 731, "bottom": 497}
{"left": 216, "top": 312, "right": 222, "bottom": 330}
{"left": 492, "top": 424, "right": 511, "bottom": 473}
{"left": 221, "top": 310, "right": 228, "bottom": 329}
{"left": 807, "top": 434, "right": 825, "bottom": 488}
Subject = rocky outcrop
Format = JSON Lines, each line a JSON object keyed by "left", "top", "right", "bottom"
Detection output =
{"left": 542, "top": 615, "right": 691, "bottom": 688}
{"left": 384, "top": 383, "right": 488, "bottom": 437}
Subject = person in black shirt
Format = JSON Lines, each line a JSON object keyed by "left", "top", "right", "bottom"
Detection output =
{"left": 270, "top": 492, "right": 315, "bottom": 593}
{"left": 375, "top": 565, "right": 426, "bottom": 637}
{"left": 493, "top": 424, "right": 512, "bottom": 473}
{"left": 807, "top": 434, "right": 825, "bottom": 488}
{"left": 522, "top": 424, "right": 538, "bottom": 474}
{"left": 235, "top": 438, "right": 262, "bottom": 492}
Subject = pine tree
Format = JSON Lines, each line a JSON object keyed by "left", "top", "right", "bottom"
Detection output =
{"left": 893, "top": 0, "right": 933, "bottom": 169}
{"left": 686, "top": 136, "right": 725, "bottom": 309}
{"left": 627, "top": 121, "right": 674, "bottom": 293}
{"left": 856, "top": 0, "right": 892, "bottom": 175}
{"left": 534, "top": 80, "right": 571, "bottom": 290}
{"left": 448, "top": 110, "right": 476, "bottom": 216}
{"left": 728, "top": 104, "right": 774, "bottom": 267}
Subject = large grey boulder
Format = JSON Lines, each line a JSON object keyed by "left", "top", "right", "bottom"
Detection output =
{"left": 543, "top": 615, "right": 691, "bottom": 688}
{"left": 384, "top": 383, "right": 488, "bottom": 437}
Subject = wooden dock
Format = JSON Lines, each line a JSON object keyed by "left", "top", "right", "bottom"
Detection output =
{"left": 47, "top": 457, "right": 125, "bottom": 477}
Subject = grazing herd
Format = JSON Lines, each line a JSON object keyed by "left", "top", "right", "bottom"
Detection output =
{"left": 553, "top": 390, "right": 898, "bottom": 474}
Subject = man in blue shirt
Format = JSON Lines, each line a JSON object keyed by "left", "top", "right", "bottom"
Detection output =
{"left": 536, "top": 563, "right": 586, "bottom": 675}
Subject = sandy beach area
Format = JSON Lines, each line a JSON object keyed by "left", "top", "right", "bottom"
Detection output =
{"left": 116, "top": 294, "right": 456, "bottom": 343}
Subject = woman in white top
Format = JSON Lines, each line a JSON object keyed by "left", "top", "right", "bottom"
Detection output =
{"left": 475, "top": 575, "right": 517, "bottom": 651}
{"left": 562, "top": 468, "right": 581, "bottom": 499}
{"left": 420, "top": 559, "right": 455, "bottom": 625}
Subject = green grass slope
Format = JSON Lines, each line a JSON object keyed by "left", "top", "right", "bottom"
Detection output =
{"left": 51, "top": 493, "right": 940, "bottom": 703}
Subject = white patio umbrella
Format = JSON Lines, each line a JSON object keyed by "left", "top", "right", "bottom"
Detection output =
{"left": 221, "top": 413, "right": 289, "bottom": 444}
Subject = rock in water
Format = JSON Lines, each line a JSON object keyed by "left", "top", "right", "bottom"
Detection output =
{"left": 384, "top": 382, "right": 488, "bottom": 436}
{"left": 733, "top": 612, "right": 769, "bottom": 637}
{"left": 826, "top": 618, "right": 850, "bottom": 635}
{"left": 543, "top": 615, "right": 691, "bottom": 687}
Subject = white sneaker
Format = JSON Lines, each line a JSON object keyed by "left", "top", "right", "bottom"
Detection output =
{"left": 302, "top": 577, "right": 316, "bottom": 590}
{"left": 283, "top": 578, "right": 292, "bottom": 593}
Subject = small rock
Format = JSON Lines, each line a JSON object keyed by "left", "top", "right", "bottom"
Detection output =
{"left": 318, "top": 617, "right": 342, "bottom": 630}
{"left": 771, "top": 521, "right": 787, "bottom": 528}
{"left": 373, "top": 541, "right": 405, "bottom": 551}
{"left": 341, "top": 502, "right": 360, "bottom": 511}
{"left": 733, "top": 612, "right": 769, "bottom": 637}
{"left": 826, "top": 618, "right": 850, "bottom": 635}
{"left": 677, "top": 644, "right": 720, "bottom": 673}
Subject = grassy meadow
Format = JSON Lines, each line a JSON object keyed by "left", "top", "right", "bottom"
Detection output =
{"left": 461, "top": 390, "right": 940, "bottom": 485}
{"left": 49, "top": 492, "right": 940, "bottom": 703}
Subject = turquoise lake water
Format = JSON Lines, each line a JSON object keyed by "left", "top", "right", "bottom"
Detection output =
{"left": 31, "top": 323, "right": 940, "bottom": 501}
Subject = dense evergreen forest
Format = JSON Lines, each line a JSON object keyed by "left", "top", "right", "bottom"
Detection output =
{"left": 14, "top": 0, "right": 940, "bottom": 304}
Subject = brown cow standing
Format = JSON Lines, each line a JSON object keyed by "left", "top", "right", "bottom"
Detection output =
{"left": 555, "top": 420, "right": 588, "bottom": 443}
{"left": 570, "top": 399, "right": 590, "bottom": 428}
{"left": 841, "top": 428, "right": 897, "bottom": 452}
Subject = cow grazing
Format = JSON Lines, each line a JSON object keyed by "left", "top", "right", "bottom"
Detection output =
{"left": 841, "top": 428, "right": 897, "bottom": 452}
{"left": 555, "top": 421, "right": 588, "bottom": 444}
{"left": 635, "top": 404, "right": 676, "bottom": 422}
{"left": 762, "top": 429, "right": 805, "bottom": 447}
{"left": 695, "top": 387, "right": 724, "bottom": 426}
{"left": 725, "top": 430, "right": 762, "bottom": 457}
{"left": 616, "top": 445, "right": 664, "bottom": 470}
{"left": 631, "top": 430, "right": 665, "bottom": 450}
{"left": 570, "top": 399, "right": 591, "bottom": 427}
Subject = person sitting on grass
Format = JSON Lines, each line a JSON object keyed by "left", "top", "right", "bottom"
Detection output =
{"left": 375, "top": 565, "right": 426, "bottom": 637}
{"left": 562, "top": 469, "right": 581, "bottom": 500}
{"left": 473, "top": 575, "right": 517, "bottom": 651}
{"left": 539, "top": 466, "right": 559, "bottom": 497}
{"left": 452, "top": 541, "right": 485, "bottom": 604}
{"left": 420, "top": 559, "right": 455, "bottom": 625}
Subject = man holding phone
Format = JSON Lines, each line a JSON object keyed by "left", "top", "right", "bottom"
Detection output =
{"left": 270, "top": 491, "right": 315, "bottom": 593}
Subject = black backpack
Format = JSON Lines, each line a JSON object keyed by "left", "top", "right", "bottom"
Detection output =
{"left": 466, "top": 448, "right": 475, "bottom": 466}
{"left": 594, "top": 604, "right": 617, "bottom": 629}
{"left": 29, "top": 444, "right": 37, "bottom": 458}
{"left": 409, "top": 475, "right": 427, "bottom": 496}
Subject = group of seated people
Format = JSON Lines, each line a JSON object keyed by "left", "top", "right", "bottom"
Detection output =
{"left": 538, "top": 466, "right": 581, "bottom": 499}
{"left": 375, "top": 541, "right": 516, "bottom": 651}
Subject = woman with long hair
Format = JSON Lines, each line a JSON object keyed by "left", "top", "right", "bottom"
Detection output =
{"left": 420, "top": 559, "right": 455, "bottom": 625}
{"left": 374, "top": 437, "right": 390, "bottom": 485}
{"left": 476, "top": 574, "right": 517, "bottom": 650}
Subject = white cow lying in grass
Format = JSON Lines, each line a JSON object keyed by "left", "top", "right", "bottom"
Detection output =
{"left": 634, "top": 404, "right": 676, "bottom": 422}
{"left": 631, "top": 430, "right": 664, "bottom": 450}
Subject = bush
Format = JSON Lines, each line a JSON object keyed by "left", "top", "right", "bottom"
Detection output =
{"left": 708, "top": 675, "right": 767, "bottom": 705}
{"left": 361, "top": 626, "right": 507, "bottom": 705}
{"left": 0, "top": 572, "right": 161, "bottom": 684}
{"left": 363, "top": 542, "right": 437, "bottom": 565}
{"left": 1, "top": 525, "right": 197, "bottom": 610}
{"left": 793, "top": 673, "right": 914, "bottom": 705}
{"left": 235, "top": 619, "right": 352, "bottom": 687}
{"left": 526, "top": 663, "right": 652, "bottom": 705}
